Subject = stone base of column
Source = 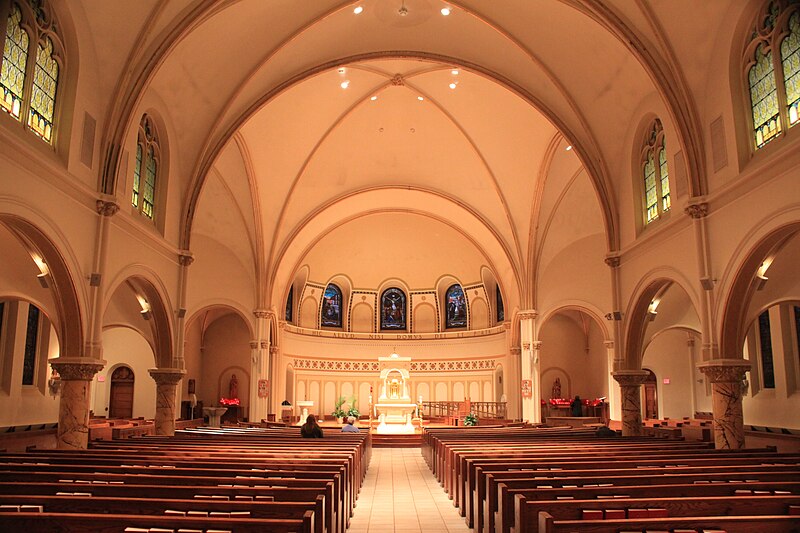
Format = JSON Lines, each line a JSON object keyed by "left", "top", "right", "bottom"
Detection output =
{"left": 697, "top": 359, "right": 750, "bottom": 449}
{"left": 149, "top": 368, "right": 186, "bottom": 436}
{"left": 50, "top": 357, "right": 106, "bottom": 450}
{"left": 611, "top": 370, "right": 649, "bottom": 437}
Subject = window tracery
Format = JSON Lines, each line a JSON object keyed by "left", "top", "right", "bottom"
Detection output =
{"left": 132, "top": 115, "right": 160, "bottom": 219}
{"left": 640, "top": 119, "right": 671, "bottom": 225}
{"left": 0, "top": 0, "right": 62, "bottom": 143}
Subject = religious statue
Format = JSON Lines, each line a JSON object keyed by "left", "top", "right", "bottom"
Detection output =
{"left": 552, "top": 377, "right": 561, "bottom": 399}
{"left": 229, "top": 373, "right": 239, "bottom": 399}
{"left": 389, "top": 379, "right": 400, "bottom": 399}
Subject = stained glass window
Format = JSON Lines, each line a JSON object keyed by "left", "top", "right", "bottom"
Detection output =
{"left": 794, "top": 306, "right": 800, "bottom": 366}
{"left": 28, "top": 36, "right": 57, "bottom": 141}
{"left": 641, "top": 119, "right": 670, "bottom": 226}
{"left": 781, "top": 12, "right": 800, "bottom": 126}
{"left": 643, "top": 153, "right": 658, "bottom": 223}
{"left": 133, "top": 115, "right": 159, "bottom": 220}
{"left": 445, "top": 284, "right": 467, "bottom": 329}
{"left": 658, "top": 148, "right": 671, "bottom": 212}
{"left": 758, "top": 310, "right": 775, "bottom": 389}
{"left": 0, "top": 4, "right": 28, "bottom": 119}
{"left": 321, "top": 284, "right": 342, "bottom": 328}
{"left": 749, "top": 45, "right": 781, "bottom": 148}
{"left": 380, "top": 288, "right": 406, "bottom": 330}
{"left": 496, "top": 286, "right": 504, "bottom": 323}
{"left": 22, "top": 304, "right": 39, "bottom": 386}
{"left": 285, "top": 286, "right": 293, "bottom": 322}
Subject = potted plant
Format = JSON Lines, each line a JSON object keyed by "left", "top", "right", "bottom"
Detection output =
{"left": 332, "top": 396, "right": 346, "bottom": 423}
{"left": 463, "top": 412, "right": 478, "bottom": 426}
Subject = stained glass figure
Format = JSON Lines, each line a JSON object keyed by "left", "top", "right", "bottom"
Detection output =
{"left": 321, "top": 284, "right": 342, "bottom": 328}
{"left": 1, "top": 4, "right": 29, "bottom": 119}
{"left": 496, "top": 286, "right": 504, "bottom": 323}
{"left": 285, "top": 286, "right": 293, "bottom": 322}
{"left": 380, "top": 288, "right": 406, "bottom": 330}
{"left": 781, "top": 12, "right": 800, "bottom": 126}
{"left": 445, "top": 284, "right": 467, "bottom": 329}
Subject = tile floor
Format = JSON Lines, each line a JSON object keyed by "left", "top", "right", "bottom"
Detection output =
{"left": 347, "top": 447, "right": 473, "bottom": 532}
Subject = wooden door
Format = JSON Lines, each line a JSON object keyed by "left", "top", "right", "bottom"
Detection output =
{"left": 109, "top": 366, "right": 134, "bottom": 419}
{"left": 643, "top": 369, "right": 658, "bottom": 419}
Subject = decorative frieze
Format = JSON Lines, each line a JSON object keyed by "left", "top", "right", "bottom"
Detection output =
{"left": 292, "top": 357, "right": 498, "bottom": 373}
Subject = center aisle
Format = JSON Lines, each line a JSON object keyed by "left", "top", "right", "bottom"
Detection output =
{"left": 347, "top": 447, "right": 474, "bottom": 532}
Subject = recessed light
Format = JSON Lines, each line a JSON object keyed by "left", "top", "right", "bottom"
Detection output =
{"left": 449, "top": 82, "right": 457, "bottom": 89}
{"left": 417, "top": 96, "right": 424, "bottom": 101}
{"left": 451, "top": 69, "right": 459, "bottom": 75}
{"left": 370, "top": 95, "right": 378, "bottom": 101}
{"left": 353, "top": 6, "right": 363, "bottom": 14}
{"left": 441, "top": 7, "right": 451, "bottom": 16}
{"left": 341, "top": 80, "right": 350, "bottom": 89}
{"left": 565, "top": 145, "right": 572, "bottom": 151}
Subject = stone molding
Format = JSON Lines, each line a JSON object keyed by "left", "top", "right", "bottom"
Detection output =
{"left": 50, "top": 358, "right": 106, "bottom": 380}
{"left": 685, "top": 202, "right": 709, "bottom": 218}
{"left": 517, "top": 310, "right": 538, "bottom": 321}
{"left": 604, "top": 256, "right": 620, "bottom": 268}
{"left": 611, "top": 369, "right": 650, "bottom": 386}
{"left": 95, "top": 199, "right": 119, "bottom": 217}
{"left": 510, "top": 347, "right": 521, "bottom": 355}
{"left": 178, "top": 252, "right": 194, "bottom": 266}
{"left": 293, "top": 357, "right": 498, "bottom": 373}
{"left": 249, "top": 341, "right": 259, "bottom": 350}
{"left": 253, "top": 309, "right": 273, "bottom": 319}
{"left": 697, "top": 359, "right": 751, "bottom": 383}
{"left": 148, "top": 368, "right": 186, "bottom": 385}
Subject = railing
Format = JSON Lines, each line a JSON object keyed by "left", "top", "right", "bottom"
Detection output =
{"left": 420, "top": 401, "right": 507, "bottom": 420}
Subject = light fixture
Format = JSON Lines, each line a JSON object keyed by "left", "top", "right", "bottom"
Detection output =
{"left": 338, "top": 68, "right": 346, "bottom": 74}
{"left": 353, "top": 5, "right": 363, "bottom": 14}
{"left": 398, "top": 0, "right": 408, "bottom": 16}
{"left": 449, "top": 82, "right": 457, "bottom": 89}
{"left": 441, "top": 6, "right": 451, "bottom": 16}
{"left": 32, "top": 255, "right": 50, "bottom": 288}
{"left": 647, "top": 298, "right": 661, "bottom": 320}
{"left": 451, "top": 69, "right": 459, "bottom": 75}
{"left": 341, "top": 80, "right": 350, "bottom": 89}
{"left": 137, "top": 294, "right": 152, "bottom": 320}
{"left": 370, "top": 95, "right": 378, "bottom": 101}
{"left": 565, "top": 145, "right": 572, "bottom": 151}
{"left": 417, "top": 96, "right": 424, "bottom": 101}
{"left": 756, "top": 258, "right": 773, "bottom": 290}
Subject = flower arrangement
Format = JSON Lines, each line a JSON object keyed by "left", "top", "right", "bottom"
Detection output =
{"left": 219, "top": 397, "right": 240, "bottom": 406}
{"left": 332, "top": 396, "right": 346, "bottom": 419}
{"left": 463, "top": 412, "right": 478, "bottom": 426}
{"left": 347, "top": 405, "right": 360, "bottom": 418}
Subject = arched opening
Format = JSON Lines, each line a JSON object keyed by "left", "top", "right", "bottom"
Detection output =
{"left": 109, "top": 365, "right": 135, "bottom": 419}
{"left": 642, "top": 368, "right": 658, "bottom": 420}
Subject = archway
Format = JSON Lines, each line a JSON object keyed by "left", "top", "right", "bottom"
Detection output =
{"left": 109, "top": 366, "right": 135, "bottom": 419}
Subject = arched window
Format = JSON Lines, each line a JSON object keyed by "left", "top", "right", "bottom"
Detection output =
{"left": 640, "top": 119, "right": 671, "bottom": 225}
{"left": 0, "top": 0, "right": 63, "bottom": 143}
{"left": 132, "top": 115, "right": 160, "bottom": 219}
{"left": 744, "top": 1, "right": 800, "bottom": 150}
{"left": 285, "top": 286, "right": 293, "bottom": 322}
{"left": 321, "top": 283, "right": 342, "bottom": 328}
{"left": 380, "top": 288, "right": 406, "bottom": 330}
{"left": 445, "top": 284, "right": 467, "bottom": 329}
{"left": 496, "top": 286, "right": 504, "bottom": 323}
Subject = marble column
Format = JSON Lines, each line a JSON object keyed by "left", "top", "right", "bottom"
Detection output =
{"left": 50, "top": 357, "right": 106, "bottom": 449}
{"left": 611, "top": 370, "right": 649, "bottom": 436}
{"left": 148, "top": 368, "right": 186, "bottom": 436}
{"left": 518, "top": 310, "right": 537, "bottom": 423}
{"left": 697, "top": 359, "right": 751, "bottom": 449}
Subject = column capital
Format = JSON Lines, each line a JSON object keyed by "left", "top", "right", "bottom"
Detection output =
{"left": 510, "top": 346, "right": 521, "bottom": 356}
{"left": 611, "top": 369, "right": 650, "bottom": 386}
{"left": 603, "top": 340, "right": 615, "bottom": 349}
{"left": 517, "top": 310, "right": 537, "bottom": 321}
{"left": 685, "top": 202, "right": 709, "bottom": 218}
{"left": 148, "top": 368, "right": 186, "bottom": 385}
{"left": 249, "top": 341, "right": 259, "bottom": 350}
{"left": 178, "top": 251, "right": 194, "bottom": 266}
{"left": 532, "top": 340, "right": 542, "bottom": 350}
{"left": 253, "top": 309, "right": 274, "bottom": 319}
{"left": 270, "top": 346, "right": 279, "bottom": 356}
{"left": 95, "top": 199, "right": 119, "bottom": 217}
{"left": 50, "top": 357, "right": 106, "bottom": 380}
{"left": 604, "top": 255, "right": 620, "bottom": 268}
{"left": 697, "top": 359, "right": 751, "bottom": 383}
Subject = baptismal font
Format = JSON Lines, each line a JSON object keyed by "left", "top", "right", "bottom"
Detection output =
{"left": 375, "top": 352, "right": 417, "bottom": 434}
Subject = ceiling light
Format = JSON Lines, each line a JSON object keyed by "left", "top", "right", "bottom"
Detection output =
{"left": 565, "top": 145, "right": 572, "bottom": 151}
{"left": 417, "top": 96, "right": 424, "bottom": 101}
{"left": 370, "top": 95, "right": 378, "bottom": 101}
{"left": 338, "top": 68, "right": 345, "bottom": 74}
{"left": 341, "top": 80, "right": 350, "bottom": 89}
{"left": 353, "top": 6, "right": 363, "bottom": 14}
{"left": 441, "top": 6, "right": 451, "bottom": 16}
{"left": 451, "top": 69, "right": 459, "bottom": 75}
{"left": 449, "top": 82, "right": 457, "bottom": 89}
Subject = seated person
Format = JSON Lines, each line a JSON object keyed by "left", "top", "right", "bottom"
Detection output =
{"left": 300, "top": 414, "right": 324, "bottom": 438}
{"left": 341, "top": 416, "right": 360, "bottom": 433}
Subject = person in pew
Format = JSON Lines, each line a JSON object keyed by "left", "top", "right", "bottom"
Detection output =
{"left": 300, "top": 414, "right": 324, "bottom": 438}
{"left": 341, "top": 416, "right": 359, "bottom": 433}
{"left": 570, "top": 395, "right": 582, "bottom": 417}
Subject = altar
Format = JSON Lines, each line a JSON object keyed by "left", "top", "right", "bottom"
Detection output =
{"left": 375, "top": 353, "right": 417, "bottom": 434}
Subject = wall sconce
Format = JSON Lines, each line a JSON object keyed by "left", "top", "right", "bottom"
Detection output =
{"left": 756, "top": 258, "right": 773, "bottom": 290}
{"left": 647, "top": 299, "right": 660, "bottom": 321}
{"left": 32, "top": 255, "right": 50, "bottom": 288}
{"left": 136, "top": 295, "right": 152, "bottom": 320}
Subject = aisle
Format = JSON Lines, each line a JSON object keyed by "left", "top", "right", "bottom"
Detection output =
{"left": 347, "top": 447, "right": 474, "bottom": 532}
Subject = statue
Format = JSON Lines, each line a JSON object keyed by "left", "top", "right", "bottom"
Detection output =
{"left": 389, "top": 378, "right": 400, "bottom": 399}
{"left": 229, "top": 373, "right": 239, "bottom": 399}
{"left": 552, "top": 377, "right": 561, "bottom": 399}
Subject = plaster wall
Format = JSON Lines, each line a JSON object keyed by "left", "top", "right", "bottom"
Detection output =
{"left": 197, "top": 313, "right": 251, "bottom": 418}
{"left": 642, "top": 329, "right": 705, "bottom": 419}
{"left": 93, "top": 327, "right": 156, "bottom": 419}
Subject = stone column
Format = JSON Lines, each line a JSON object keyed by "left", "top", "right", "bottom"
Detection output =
{"left": 531, "top": 341, "right": 542, "bottom": 423}
{"left": 518, "top": 309, "right": 538, "bottom": 423}
{"left": 50, "top": 357, "right": 105, "bottom": 449}
{"left": 697, "top": 359, "right": 751, "bottom": 449}
{"left": 611, "top": 370, "right": 649, "bottom": 436}
{"left": 148, "top": 368, "right": 186, "bottom": 436}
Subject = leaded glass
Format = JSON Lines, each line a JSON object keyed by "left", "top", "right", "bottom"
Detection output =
{"left": 658, "top": 147, "right": 671, "bottom": 212}
{"left": 285, "top": 286, "right": 293, "bottom": 322}
{"left": 749, "top": 45, "right": 782, "bottom": 148}
{"left": 132, "top": 144, "right": 142, "bottom": 207}
{"left": 496, "top": 286, "right": 504, "bottom": 323}
{"left": 22, "top": 304, "right": 39, "bottom": 386}
{"left": 758, "top": 310, "right": 775, "bottom": 389}
{"left": 643, "top": 153, "right": 658, "bottom": 223}
{"left": 321, "top": 284, "right": 342, "bottom": 328}
{"left": 142, "top": 146, "right": 156, "bottom": 219}
{"left": 781, "top": 12, "right": 800, "bottom": 126}
{"left": 445, "top": 284, "right": 467, "bottom": 329}
{"left": 28, "top": 36, "right": 57, "bottom": 141}
{"left": 381, "top": 288, "right": 406, "bottom": 330}
{"left": 0, "top": 4, "right": 28, "bottom": 119}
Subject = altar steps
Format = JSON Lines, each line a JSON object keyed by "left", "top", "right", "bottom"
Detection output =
{"left": 371, "top": 433, "right": 422, "bottom": 448}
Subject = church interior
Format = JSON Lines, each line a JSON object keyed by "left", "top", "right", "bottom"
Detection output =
{"left": 0, "top": 0, "right": 800, "bottom": 530}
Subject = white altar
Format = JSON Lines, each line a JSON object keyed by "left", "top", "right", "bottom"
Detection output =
{"left": 296, "top": 400, "right": 314, "bottom": 426}
{"left": 375, "top": 353, "right": 417, "bottom": 434}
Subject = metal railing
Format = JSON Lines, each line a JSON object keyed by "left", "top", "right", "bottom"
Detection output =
{"left": 420, "top": 401, "right": 507, "bottom": 419}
